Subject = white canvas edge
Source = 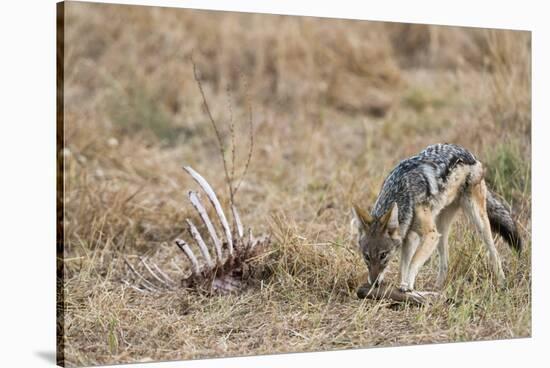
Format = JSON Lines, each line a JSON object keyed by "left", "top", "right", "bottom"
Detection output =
{"left": 0, "top": 1, "right": 546, "bottom": 368}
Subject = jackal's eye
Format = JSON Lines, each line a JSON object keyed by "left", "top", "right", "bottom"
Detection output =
{"left": 364, "top": 253, "right": 371, "bottom": 263}
{"left": 379, "top": 251, "right": 389, "bottom": 261}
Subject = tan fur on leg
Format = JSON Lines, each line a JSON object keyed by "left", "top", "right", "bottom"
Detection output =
{"left": 435, "top": 203, "right": 459, "bottom": 289}
{"left": 399, "top": 231, "right": 420, "bottom": 291}
{"left": 405, "top": 205, "right": 441, "bottom": 290}
{"left": 461, "top": 179, "right": 506, "bottom": 286}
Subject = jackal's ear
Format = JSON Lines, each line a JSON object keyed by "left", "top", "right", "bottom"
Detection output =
{"left": 381, "top": 202, "right": 399, "bottom": 237}
{"left": 352, "top": 203, "right": 373, "bottom": 231}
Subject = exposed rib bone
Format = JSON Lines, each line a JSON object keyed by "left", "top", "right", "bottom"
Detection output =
{"left": 137, "top": 281, "right": 158, "bottom": 293}
{"left": 151, "top": 262, "right": 176, "bottom": 285}
{"left": 124, "top": 167, "right": 271, "bottom": 295}
{"left": 121, "top": 279, "right": 148, "bottom": 293}
{"left": 231, "top": 204, "right": 244, "bottom": 239}
{"left": 183, "top": 166, "right": 234, "bottom": 257}
{"left": 186, "top": 219, "right": 215, "bottom": 268}
{"left": 123, "top": 257, "right": 159, "bottom": 291}
{"left": 139, "top": 256, "right": 174, "bottom": 289}
{"left": 175, "top": 238, "right": 200, "bottom": 275}
{"left": 247, "top": 228, "right": 254, "bottom": 252}
{"left": 188, "top": 191, "right": 223, "bottom": 263}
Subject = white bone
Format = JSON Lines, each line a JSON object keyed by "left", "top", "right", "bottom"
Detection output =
{"left": 231, "top": 204, "right": 244, "bottom": 239}
{"left": 123, "top": 257, "right": 159, "bottom": 291}
{"left": 186, "top": 219, "right": 215, "bottom": 268}
{"left": 139, "top": 257, "right": 174, "bottom": 289}
{"left": 151, "top": 262, "right": 176, "bottom": 285}
{"left": 175, "top": 239, "right": 200, "bottom": 275}
{"left": 183, "top": 166, "right": 234, "bottom": 256}
{"left": 188, "top": 191, "right": 223, "bottom": 263}
{"left": 121, "top": 279, "right": 148, "bottom": 293}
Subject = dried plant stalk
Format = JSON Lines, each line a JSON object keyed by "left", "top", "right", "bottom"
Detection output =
{"left": 192, "top": 57, "right": 254, "bottom": 204}
{"left": 124, "top": 60, "right": 266, "bottom": 295}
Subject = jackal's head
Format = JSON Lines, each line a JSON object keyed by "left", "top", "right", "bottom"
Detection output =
{"left": 351, "top": 203, "right": 402, "bottom": 286}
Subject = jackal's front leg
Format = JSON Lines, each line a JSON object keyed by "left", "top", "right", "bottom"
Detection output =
{"left": 404, "top": 206, "right": 440, "bottom": 291}
{"left": 399, "top": 231, "right": 419, "bottom": 292}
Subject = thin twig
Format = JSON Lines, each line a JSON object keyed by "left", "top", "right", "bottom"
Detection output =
{"left": 226, "top": 84, "right": 236, "bottom": 205}
{"left": 191, "top": 55, "right": 233, "bottom": 200}
{"left": 233, "top": 73, "right": 254, "bottom": 198}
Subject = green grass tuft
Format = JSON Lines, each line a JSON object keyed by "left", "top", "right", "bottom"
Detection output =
{"left": 108, "top": 84, "right": 184, "bottom": 145}
{"left": 484, "top": 140, "right": 530, "bottom": 205}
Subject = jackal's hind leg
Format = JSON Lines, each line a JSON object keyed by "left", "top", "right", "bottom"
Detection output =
{"left": 461, "top": 179, "right": 505, "bottom": 287}
{"left": 435, "top": 203, "right": 459, "bottom": 289}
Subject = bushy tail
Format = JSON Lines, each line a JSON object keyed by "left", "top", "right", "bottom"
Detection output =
{"left": 486, "top": 190, "right": 522, "bottom": 253}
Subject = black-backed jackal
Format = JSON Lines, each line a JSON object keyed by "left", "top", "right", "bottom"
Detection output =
{"left": 352, "top": 143, "right": 522, "bottom": 292}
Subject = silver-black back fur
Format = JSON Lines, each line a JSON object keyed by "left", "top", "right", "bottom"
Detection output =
{"left": 372, "top": 143, "right": 477, "bottom": 237}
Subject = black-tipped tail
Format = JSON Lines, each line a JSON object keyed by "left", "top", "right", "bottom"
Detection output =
{"left": 486, "top": 190, "right": 522, "bottom": 253}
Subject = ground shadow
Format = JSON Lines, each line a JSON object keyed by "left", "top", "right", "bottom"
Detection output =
{"left": 35, "top": 351, "right": 57, "bottom": 365}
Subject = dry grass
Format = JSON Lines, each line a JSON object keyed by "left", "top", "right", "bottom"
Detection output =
{"left": 59, "top": 2, "right": 531, "bottom": 367}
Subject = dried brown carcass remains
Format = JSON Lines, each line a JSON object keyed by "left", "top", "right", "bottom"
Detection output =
{"left": 356, "top": 281, "right": 445, "bottom": 306}
{"left": 123, "top": 166, "right": 271, "bottom": 294}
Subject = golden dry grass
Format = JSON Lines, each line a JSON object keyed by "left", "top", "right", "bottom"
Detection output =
{"left": 58, "top": 2, "right": 531, "bottom": 366}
